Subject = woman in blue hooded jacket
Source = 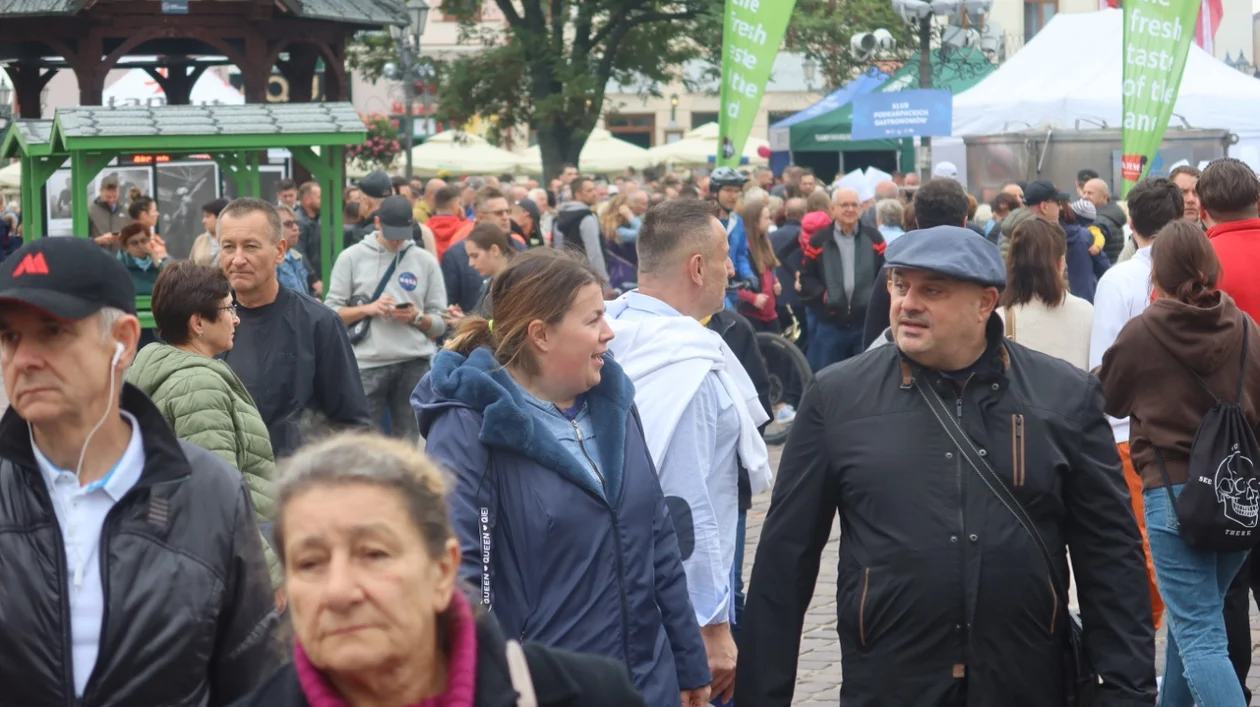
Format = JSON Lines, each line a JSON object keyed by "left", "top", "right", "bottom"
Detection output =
{"left": 412, "top": 249, "right": 712, "bottom": 707}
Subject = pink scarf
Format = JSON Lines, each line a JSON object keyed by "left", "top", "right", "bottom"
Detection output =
{"left": 294, "top": 592, "right": 479, "bottom": 707}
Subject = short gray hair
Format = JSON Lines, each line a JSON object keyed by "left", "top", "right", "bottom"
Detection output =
{"left": 217, "top": 198, "right": 283, "bottom": 245}
{"left": 637, "top": 199, "right": 717, "bottom": 275}
{"left": 272, "top": 432, "right": 453, "bottom": 564}
{"left": 875, "top": 198, "right": 904, "bottom": 228}
{"left": 97, "top": 306, "right": 127, "bottom": 340}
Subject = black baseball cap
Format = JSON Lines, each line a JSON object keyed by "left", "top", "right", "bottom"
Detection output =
{"left": 359, "top": 170, "right": 394, "bottom": 199}
{"left": 377, "top": 195, "right": 415, "bottom": 241}
{"left": 0, "top": 238, "right": 137, "bottom": 319}
{"left": 1023, "top": 180, "right": 1071, "bottom": 206}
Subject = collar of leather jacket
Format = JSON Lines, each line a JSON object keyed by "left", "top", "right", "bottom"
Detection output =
{"left": 0, "top": 381, "right": 193, "bottom": 487}
{"left": 897, "top": 312, "right": 1010, "bottom": 389}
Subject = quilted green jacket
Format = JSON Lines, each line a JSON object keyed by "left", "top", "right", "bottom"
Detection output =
{"left": 126, "top": 343, "right": 282, "bottom": 588}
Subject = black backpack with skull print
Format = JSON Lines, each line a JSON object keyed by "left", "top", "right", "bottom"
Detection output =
{"left": 1153, "top": 318, "right": 1260, "bottom": 551}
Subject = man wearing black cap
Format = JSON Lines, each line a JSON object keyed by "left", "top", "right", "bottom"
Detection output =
{"left": 218, "top": 197, "right": 371, "bottom": 457}
{"left": 326, "top": 195, "right": 447, "bottom": 441}
{"left": 0, "top": 237, "right": 278, "bottom": 705}
{"left": 739, "top": 226, "right": 1155, "bottom": 706}
{"left": 350, "top": 170, "right": 394, "bottom": 246}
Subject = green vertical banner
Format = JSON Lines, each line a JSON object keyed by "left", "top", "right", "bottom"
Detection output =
{"left": 717, "top": 0, "right": 797, "bottom": 168}
{"left": 1120, "top": 0, "right": 1199, "bottom": 196}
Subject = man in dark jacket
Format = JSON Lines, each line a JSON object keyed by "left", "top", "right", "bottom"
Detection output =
{"left": 295, "top": 180, "right": 323, "bottom": 294}
{"left": 799, "top": 187, "right": 885, "bottom": 370}
{"left": 738, "top": 226, "right": 1156, "bottom": 706}
{"left": 1082, "top": 177, "right": 1128, "bottom": 263}
{"left": 0, "top": 237, "right": 278, "bottom": 706}
{"left": 553, "top": 176, "right": 609, "bottom": 282}
{"left": 861, "top": 177, "right": 971, "bottom": 348}
{"left": 219, "top": 198, "right": 372, "bottom": 457}
{"left": 88, "top": 174, "right": 129, "bottom": 251}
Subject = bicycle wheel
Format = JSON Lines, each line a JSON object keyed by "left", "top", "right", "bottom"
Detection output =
{"left": 756, "top": 331, "right": 813, "bottom": 445}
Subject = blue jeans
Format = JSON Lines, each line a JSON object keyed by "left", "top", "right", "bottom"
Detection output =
{"left": 1145, "top": 484, "right": 1249, "bottom": 707}
{"left": 805, "top": 310, "right": 864, "bottom": 372}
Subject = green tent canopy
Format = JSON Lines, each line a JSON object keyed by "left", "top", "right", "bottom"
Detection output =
{"left": 789, "top": 49, "right": 996, "bottom": 153}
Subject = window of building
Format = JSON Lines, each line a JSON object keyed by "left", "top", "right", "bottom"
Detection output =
{"left": 691, "top": 112, "right": 720, "bottom": 130}
{"left": 768, "top": 111, "right": 795, "bottom": 128}
{"left": 606, "top": 113, "right": 655, "bottom": 148}
{"left": 1023, "top": 0, "right": 1057, "bottom": 42}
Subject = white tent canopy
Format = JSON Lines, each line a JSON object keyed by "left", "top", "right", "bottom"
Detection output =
{"left": 648, "top": 122, "right": 769, "bottom": 168}
{"left": 408, "top": 131, "right": 527, "bottom": 177}
{"left": 953, "top": 9, "right": 1260, "bottom": 141}
{"left": 0, "top": 162, "right": 20, "bottom": 189}
{"left": 519, "top": 128, "right": 654, "bottom": 175}
{"left": 102, "top": 68, "right": 244, "bottom": 107}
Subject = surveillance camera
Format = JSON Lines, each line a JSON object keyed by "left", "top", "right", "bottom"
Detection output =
{"left": 851, "top": 32, "right": 876, "bottom": 57}
{"left": 872, "top": 28, "right": 895, "bottom": 52}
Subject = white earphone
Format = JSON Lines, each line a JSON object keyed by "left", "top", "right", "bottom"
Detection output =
{"left": 112, "top": 341, "right": 124, "bottom": 367}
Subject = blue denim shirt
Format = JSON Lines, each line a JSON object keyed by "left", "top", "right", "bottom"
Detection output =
{"left": 276, "top": 250, "right": 309, "bottom": 294}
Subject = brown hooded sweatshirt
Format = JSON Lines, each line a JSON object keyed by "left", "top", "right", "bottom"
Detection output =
{"left": 1099, "top": 291, "right": 1260, "bottom": 490}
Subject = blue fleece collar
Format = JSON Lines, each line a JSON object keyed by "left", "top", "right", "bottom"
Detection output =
{"left": 426, "top": 347, "right": 634, "bottom": 505}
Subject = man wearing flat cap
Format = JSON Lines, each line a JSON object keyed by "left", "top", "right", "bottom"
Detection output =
{"left": 738, "top": 226, "right": 1156, "bottom": 706}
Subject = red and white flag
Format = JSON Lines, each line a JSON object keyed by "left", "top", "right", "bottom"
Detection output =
{"left": 1194, "top": 0, "right": 1224, "bottom": 55}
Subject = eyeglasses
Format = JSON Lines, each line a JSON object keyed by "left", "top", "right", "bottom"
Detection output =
{"left": 219, "top": 304, "right": 239, "bottom": 316}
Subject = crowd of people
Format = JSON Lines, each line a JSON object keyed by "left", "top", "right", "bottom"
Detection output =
{"left": 1, "top": 149, "right": 1260, "bottom": 707}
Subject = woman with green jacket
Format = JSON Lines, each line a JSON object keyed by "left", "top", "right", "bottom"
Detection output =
{"left": 125, "top": 260, "right": 282, "bottom": 590}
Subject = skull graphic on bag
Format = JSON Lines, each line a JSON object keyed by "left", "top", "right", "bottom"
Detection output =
{"left": 1215, "top": 450, "right": 1260, "bottom": 528}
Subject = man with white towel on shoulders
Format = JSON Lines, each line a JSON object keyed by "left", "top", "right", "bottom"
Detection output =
{"left": 605, "top": 197, "right": 772, "bottom": 706}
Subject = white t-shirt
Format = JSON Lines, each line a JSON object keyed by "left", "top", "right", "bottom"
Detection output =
{"left": 1089, "top": 246, "right": 1154, "bottom": 444}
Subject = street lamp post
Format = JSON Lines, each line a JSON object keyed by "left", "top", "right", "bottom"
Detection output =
{"left": 802, "top": 58, "right": 817, "bottom": 91}
{"left": 392, "top": 0, "right": 430, "bottom": 179}
{"left": 669, "top": 93, "right": 679, "bottom": 124}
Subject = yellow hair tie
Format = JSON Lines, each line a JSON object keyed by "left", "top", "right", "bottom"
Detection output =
{"left": 487, "top": 319, "right": 494, "bottom": 332}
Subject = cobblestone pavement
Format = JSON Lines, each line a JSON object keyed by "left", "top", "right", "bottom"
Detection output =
{"left": 747, "top": 444, "right": 1260, "bottom": 705}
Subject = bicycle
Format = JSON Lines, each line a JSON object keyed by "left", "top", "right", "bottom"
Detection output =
{"left": 755, "top": 307, "right": 813, "bottom": 445}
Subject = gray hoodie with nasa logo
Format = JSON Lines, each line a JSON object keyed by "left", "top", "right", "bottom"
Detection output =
{"left": 325, "top": 231, "right": 448, "bottom": 369}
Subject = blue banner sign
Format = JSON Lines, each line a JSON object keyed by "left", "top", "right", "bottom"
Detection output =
{"left": 852, "top": 89, "right": 953, "bottom": 140}
{"left": 161, "top": 0, "right": 189, "bottom": 13}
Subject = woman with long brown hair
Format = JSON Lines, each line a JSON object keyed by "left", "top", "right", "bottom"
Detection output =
{"left": 1100, "top": 220, "right": 1260, "bottom": 707}
{"left": 736, "top": 199, "right": 782, "bottom": 332}
{"left": 412, "top": 249, "right": 712, "bottom": 707}
{"left": 998, "top": 218, "right": 1094, "bottom": 369}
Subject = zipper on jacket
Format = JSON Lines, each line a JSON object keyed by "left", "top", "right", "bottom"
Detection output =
{"left": 859, "top": 568, "right": 871, "bottom": 647}
{"left": 41, "top": 476, "right": 77, "bottom": 707}
{"left": 609, "top": 513, "right": 634, "bottom": 671}
{"left": 1012, "top": 414, "right": 1026, "bottom": 487}
{"left": 955, "top": 378, "right": 971, "bottom": 649}
{"left": 570, "top": 419, "right": 606, "bottom": 489}
{"left": 1048, "top": 579, "right": 1058, "bottom": 635}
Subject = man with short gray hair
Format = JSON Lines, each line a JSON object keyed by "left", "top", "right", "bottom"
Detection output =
{"left": 607, "top": 199, "right": 773, "bottom": 705}
{"left": 0, "top": 236, "right": 279, "bottom": 705}
{"left": 218, "top": 198, "right": 369, "bottom": 457}
{"left": 861, "top": 180, "right": 901, "bottom": 229}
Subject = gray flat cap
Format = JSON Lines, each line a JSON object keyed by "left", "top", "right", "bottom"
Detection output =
{"left": 884, "top": 225, "right": 1006, "bottom": 291}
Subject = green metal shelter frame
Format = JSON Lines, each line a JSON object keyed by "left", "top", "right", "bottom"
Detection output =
{"left": 1, "top": 102, "right": 366, "bottom": 326}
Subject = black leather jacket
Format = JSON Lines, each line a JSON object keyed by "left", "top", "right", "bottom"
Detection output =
{"left": 0, "top": 384, "right": 279, "bottom": 706}
{"left": 739, "top": 316, "right": 1157, "bottom": 706}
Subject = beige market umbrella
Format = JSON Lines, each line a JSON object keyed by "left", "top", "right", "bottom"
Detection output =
{"left": 408, "top": 130, "right": 527, "bottom": 178}
{"left": 0, "top": 161, "right": 21, "bottom": 189}
{"left": 519, "top": 128, "right": 655, "bottom": 176}
{"left": 648, "top": 122, "right": 769, "bottom": 169}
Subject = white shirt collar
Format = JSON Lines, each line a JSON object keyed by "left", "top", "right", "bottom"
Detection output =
{"left": 32, "top": 411, "right": 146, "bottom": 502}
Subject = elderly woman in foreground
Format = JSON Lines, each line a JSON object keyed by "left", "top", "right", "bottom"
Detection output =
{"left": 229, "top": 432, "right": 645, "bottom": 707}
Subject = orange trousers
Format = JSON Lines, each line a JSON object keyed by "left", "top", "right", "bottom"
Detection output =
{"left": 1119, "top": 442, "right": 1165, "bottom": 630}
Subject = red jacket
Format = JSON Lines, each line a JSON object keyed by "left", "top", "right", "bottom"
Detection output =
{"left": 738, "top": 268, "right": 779, "bottom": 322}
{"left": 1207, "top": 218, "right": 1260, "bottom": 318}
{"left": 428, "top": 214, "right": 468, "bottom": 260}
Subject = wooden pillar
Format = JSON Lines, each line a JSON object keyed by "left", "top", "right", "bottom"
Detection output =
{"left": 5, "top": 63, "right": 58, "bottom": 119}
{"left": 145, "top": 62, "right": 208, "bottom": 106}
{"left": 278, "top": 45, "right": 319, "bottom": 185}
{"left": 323, "top": 39, "right": 349, "bottom": 102}
{"left": 75, "top": 33, "right": 105, "bottom": 107}
{"left": 242, "top": 34, "right": 271, "bottom": 103}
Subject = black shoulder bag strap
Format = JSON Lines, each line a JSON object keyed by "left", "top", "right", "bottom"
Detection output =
{"left": 913, "top": 375, "right": 1096, "bottom": 705}
{"left": 1150, "top": 318, "right": 1249, "bottom": 504}
{"left": 371, "top": 245, "right": 411, "bottom": 302}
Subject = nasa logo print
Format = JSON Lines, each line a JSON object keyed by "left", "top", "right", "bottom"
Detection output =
{"left": 398, "top": 272, "right": 418, "bottom": 291}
